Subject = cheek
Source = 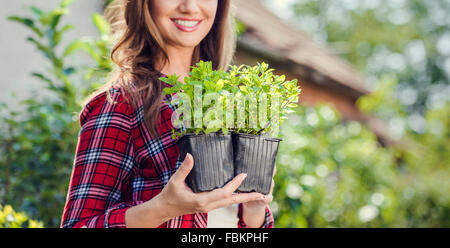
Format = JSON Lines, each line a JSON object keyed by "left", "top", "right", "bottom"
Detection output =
{"left": 202, "top": 2, "right": 219, "bottom": 29}
{"left": 149, "top": 1, "right": 172, "bottom": 26}
{"left": 207, "top": 1, "right": 219, "bottom": 21}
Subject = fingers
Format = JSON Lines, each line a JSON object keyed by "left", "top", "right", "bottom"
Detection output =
{"left": 172, "top": 153, "right": 194, "bottom": 183}
{"left": 222, "top": 173, "right": 247, "bottom": 194}
{"left": 196, "top": 173, "right": 247, "bottom": 203}
{"left": 230, "top": 192, "right": 265, "bottom": 205}
{"left": 208, "top": 192, "right": 264, "bottom": 211}
{"left": 194, "top": 173, "right": 265, "bottom": 211}
{"left": 261, "top": 179, "right": 274, "bottom": 204}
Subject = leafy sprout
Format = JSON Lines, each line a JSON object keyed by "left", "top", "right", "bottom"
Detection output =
{"left": 161, "top": 61, "right": 302, "bottom": 138}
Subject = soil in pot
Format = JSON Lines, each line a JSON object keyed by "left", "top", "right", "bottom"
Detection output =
{"left": 177, "top": 132, "right": 234, "bottom": 193}
{"left": 232, "top": 133, "right": 282, "bottom": 194}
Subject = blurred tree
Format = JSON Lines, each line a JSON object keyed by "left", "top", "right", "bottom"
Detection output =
{"left": 264, "top": 0, "right": 450, "bottom": 134}
{"left": 261, "top": 0, "right": 450, "bottom": 227}
{"left": 0, "top": 0, "right": 112, "bottom": 227}
{"left": 273, "top": 90, "right": 449, "bottom": 227}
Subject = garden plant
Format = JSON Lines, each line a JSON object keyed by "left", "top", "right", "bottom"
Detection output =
{"left": 160, "top": 61, "right": 301, "bottom": 194}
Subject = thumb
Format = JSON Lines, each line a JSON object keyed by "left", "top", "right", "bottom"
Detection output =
{"left": 173, "top": 153, "right": 194, "bottom": 182}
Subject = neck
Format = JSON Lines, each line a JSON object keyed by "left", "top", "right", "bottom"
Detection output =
{"left": 158, "top": 46, "right": 195, "bottom": 79}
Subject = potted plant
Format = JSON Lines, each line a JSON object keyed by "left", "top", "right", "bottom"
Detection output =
{"left": 160, "top": 61, "right": 301, "bottom": 194}
{"left": 230, "top": 63, "right": 301, "bottom": 194}
{"left": 160, "top": 61, "right": 238, "bottom": 192}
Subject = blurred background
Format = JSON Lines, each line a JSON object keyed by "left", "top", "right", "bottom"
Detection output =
{"left": 0, "top": 0, "right": 449, "bottom": 227}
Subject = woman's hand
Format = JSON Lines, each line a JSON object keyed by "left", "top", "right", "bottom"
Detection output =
{"left": 241, "top": 166, "right": 276, "bottom": 227}
{"left": 157, "top": 153, "right": 266, "bottom": 220}
{"left": 243, "top": 178, "right": 274, "bottom": 210}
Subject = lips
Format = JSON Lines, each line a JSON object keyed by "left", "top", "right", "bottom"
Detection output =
{"left": 171, "top": 18, "right": 202, "bottom": 32}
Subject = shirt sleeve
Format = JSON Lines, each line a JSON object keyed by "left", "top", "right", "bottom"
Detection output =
{"left": 237, "top": 203, "right": 274, "bottom": 228}
{"left": 60, "top": 88, "right": 141, "bottom": 228}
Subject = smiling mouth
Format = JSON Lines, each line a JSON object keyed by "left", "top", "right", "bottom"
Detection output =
{"left": 171, "top": 18, "right": 202, "bottom": 32}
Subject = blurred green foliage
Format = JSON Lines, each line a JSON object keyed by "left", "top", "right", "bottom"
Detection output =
{"left": 0, "top": 205, "right": 43, "bottom": 228}
{"left": 273, "top": 98, "right": 449, "bottom": 227}
{"left": 265, "top": 0, "right": 450, "bottom": 124}
{"left": 262, "top": 0, "right": 450, "bottom": 227}
{"left": 0, "top": 0, "right": 112, "bottom": 227}
{"left": 0, "top": 0, "right": 448, "bottom": 228}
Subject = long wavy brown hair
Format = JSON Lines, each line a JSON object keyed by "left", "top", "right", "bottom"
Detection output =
{"left": 81, "top": 0, "right": 236, "bottom": 138}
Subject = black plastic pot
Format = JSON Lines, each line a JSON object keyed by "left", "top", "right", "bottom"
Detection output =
{"left": 177, "top": 132, "right": 234, "bottom": 193}
{"left": 232, "top": 133, "right": 282, "bottom": 194}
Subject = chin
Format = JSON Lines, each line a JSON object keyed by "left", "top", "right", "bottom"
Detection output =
{"left": 175, "top": 38, "right": 203, "bottom": 48}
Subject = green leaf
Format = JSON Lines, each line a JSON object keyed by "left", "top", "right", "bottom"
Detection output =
{"left": 92, "top": 13, "right": 111, "bottom": 35}
{"left": 7, "top": 16, "right": 43, "bottom": 37}
{"left": 221, "top": 127, "right": 228, "bottom": 135}
{"left": 204, "top": 128, "right": 220, "bottom": 134}
{"left": 63, "top": 40, "right": 99, "bottom": 62}
{"left": 63, "top": 40, "right": 87, "bottom": 57}
{"left": 39, "top": 8, "right": 66, "bottom": 28}
{"left": 50, "top": 9, "right": 66, "bottom": 29}
{"left": 26, "top": 37, "right": 51, "bottom": 58}
{"left": 163, "top": 88, "right": 172, "bottom": 94}
{"left": 239, "top": 86, "right": 248, "bottom": 93}
{"left": 52, "top": 25, "right": 73, "bottom": 46}
{"left": 29, "top": 6, "right": 43, "bottom": 17}
{"left": 188, "top": 80, "right": 202, "bottom": 86}
{"left": 60, "top": 0, "right": 75, "bottom": 8}
{"left": 59, "top": 24, "right": 74, "bottom": 34}
{"left": 31, "top": 73, "right": 53, "bottom": 85}
{"left": 216, "top": 79, "right": 224, "bottom": 91}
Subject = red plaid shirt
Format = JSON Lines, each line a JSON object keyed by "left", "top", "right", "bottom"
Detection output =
{"left": 61, "top": 77, "right": 274, "bottom": 228}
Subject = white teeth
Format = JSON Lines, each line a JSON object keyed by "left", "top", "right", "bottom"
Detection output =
{"left": 173, "top": 19, "right": 200, "bottom": 27}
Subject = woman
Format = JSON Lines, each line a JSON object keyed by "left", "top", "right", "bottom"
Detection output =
{"left": 61, "top": 0, "right": 275, "bottom": 228}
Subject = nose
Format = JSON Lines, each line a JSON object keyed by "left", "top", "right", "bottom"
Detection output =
{"left": 178, "top": 0, "right": 201, "bottom": 14}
